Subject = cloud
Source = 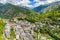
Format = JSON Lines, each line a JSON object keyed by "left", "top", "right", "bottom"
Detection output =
{"left": 7, "top": 0, "right": 30, "bottom": 5}
{"left": 0, "top": 0, "right": 7, "bottom": 4}
{"left": 0, "top": 0, "right": 60, "bottom": 8}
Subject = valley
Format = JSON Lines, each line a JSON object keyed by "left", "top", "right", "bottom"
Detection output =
{"left": 0, "top": 1, "right": 60, "bottom": 40}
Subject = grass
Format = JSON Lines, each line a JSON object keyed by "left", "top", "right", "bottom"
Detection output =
{"left": 8, "top": 27, "right": 15, "bottom": 40}
{"left": 0, "top": 18, "right": 5, "bottom": 40}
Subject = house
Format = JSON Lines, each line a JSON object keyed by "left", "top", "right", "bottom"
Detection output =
{"left": 4, "top": 23, "right": 11, "bottom": 38}
{"left": 40, "top": 36, "right": 46, "bottom": 40}
{"left": 2, "top": 19, "right": 9, "bottom": 23}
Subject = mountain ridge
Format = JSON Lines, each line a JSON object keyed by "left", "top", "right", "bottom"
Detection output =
{"left": 32, "top": 1, "right": 60, "bottom": 13}
{"left": 40, "top": 1, "right": 60, "bottom": 13}
{"left": 0, "top": 3, "right": 40, "bottom": 22}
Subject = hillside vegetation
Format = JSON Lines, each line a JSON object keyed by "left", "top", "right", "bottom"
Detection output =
{"left": 0, "top": 3, "right": 41, "bottom": 22}
{"left": 0, "top": 2, "right": 60, "bottom": 40}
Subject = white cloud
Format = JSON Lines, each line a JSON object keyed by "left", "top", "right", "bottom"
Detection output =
{"left": 0, "top": 0, "right": 7, "bottom": 4}
{"left": 0, "top": 0, "right": 60, "bottom": 8}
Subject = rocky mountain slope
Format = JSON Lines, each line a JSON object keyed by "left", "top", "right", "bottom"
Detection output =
{"left": 0, "top": 3, "right": 32, "bottom": 18}
{"left": 0, "top": 3, "right": 40, "bottom": 22}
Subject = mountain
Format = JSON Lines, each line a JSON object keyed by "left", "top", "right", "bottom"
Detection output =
{"left": 0, "top": 3, "right": 4, "bottom": 6}
{"left": 40, "top": 1, "right": 60, "bottom": 13}
{"left": 33, "top": 1, "right": 60, "bottom": 39}
{"left": 32, "top": 5, "right": 49, "bottom": 12}
{"left": 32, "top": 1, "right": 60, "bottom": 13}
{"left": 0, "top": 3, "right": 40, "bottom": 22}
{"left": 0, "top": 2, "right": 60, "bottom": 40}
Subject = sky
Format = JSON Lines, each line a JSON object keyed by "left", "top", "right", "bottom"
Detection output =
{"left": 0, "top": 0, "right": 60, "bottom": 8}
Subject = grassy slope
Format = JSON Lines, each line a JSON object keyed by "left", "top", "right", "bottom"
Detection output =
{"left": 0, "top": 18, "right": 5, "bottom": 40}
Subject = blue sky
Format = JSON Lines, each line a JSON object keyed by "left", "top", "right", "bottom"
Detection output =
{"left": 29, "top": 0, "right": 35, "bottom": 5}
{"left": 0, "top": 0, "right": 60, "bottom": 8}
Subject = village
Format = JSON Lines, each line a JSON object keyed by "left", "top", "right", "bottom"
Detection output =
{"left": 2, "top": 17, "right": 35, "bottom": 40}
{"left": 1, "top": 17, "right": 60, "bottom": 40}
